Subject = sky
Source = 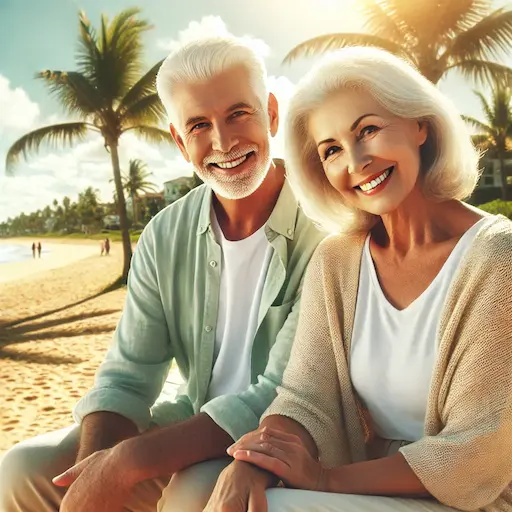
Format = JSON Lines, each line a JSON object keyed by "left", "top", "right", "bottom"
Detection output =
{"left": 0, "top": 0, "right": 509, "bottom": 222}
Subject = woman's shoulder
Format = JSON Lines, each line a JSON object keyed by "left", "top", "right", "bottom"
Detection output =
{"left": 472, "top": 215, "right": 512, "bottom": 258}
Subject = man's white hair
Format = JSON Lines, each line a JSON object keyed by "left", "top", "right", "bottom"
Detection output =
{"left": 156, "top": 36, "right": 269, "bottom": 127}
{"left": 285, "top": 46, "right": 481, "bottom": 234}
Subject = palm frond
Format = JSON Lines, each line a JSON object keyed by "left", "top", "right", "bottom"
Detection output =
{"left": 5, "top": 122, "right": 94, "bottom": 175}
{"left": 472, "top": 90, "right": 494, "bottom": 124}
{"left": 429, "top": 0, "right": 490, "bottom": 36}
{"left": 462, "top": 114, "right": 494, "bottom": 134}
{"left": 76, "top": 10, "right": 101, "bottom": 81}
{"left": 283, "top": 33, "right": 412, "bottom": 64}
{"left": 120, "top": 93, "right": 166, "bottom": 127}
{"left": 444, "top": 8, "right": 512, "bottom": 63}
{"left": 122, "top": 125, "right": 174, "bottom": 146}
{"left": 358, "top": 0, "right": 407, "bottom": 44}
{"left": 36, "top": 70, "right": 105, "bottom": 119}
{"left": 445, "top": 59, "right": 512, "bottom": 88}
{"left": 119, "top": 59, "right": 164, "bottom": 111}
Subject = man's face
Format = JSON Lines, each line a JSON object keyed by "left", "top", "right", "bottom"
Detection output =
{"left": 169, "top": 65, "right": 278, "bottom": 200}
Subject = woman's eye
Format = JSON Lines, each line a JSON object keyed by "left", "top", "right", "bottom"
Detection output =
{"left": 324, "top": 146, "right": 341, "bottom": 160}
{"left": 360, "top": 125, "right": 380, "bottom": 137}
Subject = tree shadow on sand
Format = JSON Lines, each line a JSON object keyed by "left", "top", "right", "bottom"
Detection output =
{"left": 0, "top": 277, "right": 124, "bottom": 329}
{"left": 0, "top": 309, "right": 120, "bottom": 363}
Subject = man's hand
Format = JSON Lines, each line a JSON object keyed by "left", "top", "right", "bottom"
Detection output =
{"left": 53, "top": 447, "right": 137, "bottom": 512}
{"left": 229, "top": 427, "right": 327, "bottom": 491}
{"left": 203, "top": 460, "right": 277, "bottom": 512}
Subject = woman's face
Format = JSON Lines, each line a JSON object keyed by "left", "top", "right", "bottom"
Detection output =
{"left": 308, "top": 88, "right": 428, "bottom": 216}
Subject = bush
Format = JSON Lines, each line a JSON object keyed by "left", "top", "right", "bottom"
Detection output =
{"left": 477, "top": 199, "right": 512, "bottom": 219}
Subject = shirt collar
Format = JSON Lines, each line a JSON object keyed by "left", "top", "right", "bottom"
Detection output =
{"left": 196, "top": 158, "right": 298, "bottom": 240}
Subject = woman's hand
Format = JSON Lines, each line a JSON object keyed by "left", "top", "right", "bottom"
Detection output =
{"left": 228, "top": 427, "right": 328, "bottom": 491}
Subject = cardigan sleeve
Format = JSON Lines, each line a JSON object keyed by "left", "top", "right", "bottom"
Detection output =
{"left": 400, "top": 230, "right": 512, "bottom": 511}
{"left": 261, "top": 243, "right": 348, "bottom": 468}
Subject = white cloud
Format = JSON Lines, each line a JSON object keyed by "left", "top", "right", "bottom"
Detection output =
{"left": 0, "top": 75, "right": 40, "bottom": 131}
{"left": 157, "top": 15, "right": 270, "bottom": 58}
{"left": 0, "top": 133, "right": 191, "bottom": 222}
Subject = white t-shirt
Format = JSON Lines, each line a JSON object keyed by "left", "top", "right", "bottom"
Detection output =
{"left": 206, "top": 213, "right": 273, "bottom": 401}
{"left": 350, "top": 217, "right": 488, "bottom": 442}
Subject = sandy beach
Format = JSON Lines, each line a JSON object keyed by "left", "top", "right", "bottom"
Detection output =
{"left": 0, "top": 238, "right": 182, "bottom": 457}
{"left": 0, "top": 238, "right": 103, "bottom": 284}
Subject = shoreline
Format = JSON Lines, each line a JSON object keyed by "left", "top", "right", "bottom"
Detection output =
{"left": 0, "top": 238, "right": 113, "bottom": 285}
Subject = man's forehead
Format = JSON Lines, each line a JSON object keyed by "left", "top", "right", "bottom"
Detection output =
{"left": 172, "top": 67, "right": 259, "bottom": 125}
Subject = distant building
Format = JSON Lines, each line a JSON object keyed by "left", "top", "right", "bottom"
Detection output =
{"left": 103, "top": 214, "right": 120, "bottom": 230}
{"left": 163, "top": 176, "right": 197, "bottom": 205}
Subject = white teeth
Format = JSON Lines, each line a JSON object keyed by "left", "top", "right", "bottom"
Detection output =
{"left": 360, "top": 168, "right": 392, "bottom": 192}
{"left": 215, "top": 154, "right": 248, "bottom": 169}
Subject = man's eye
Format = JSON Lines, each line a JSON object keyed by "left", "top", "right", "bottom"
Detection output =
{"left": 231, "top": 111, "right": 248, "bottom": 118}
{"left": 191, "top": 122, "right": 209, "bottom": 132}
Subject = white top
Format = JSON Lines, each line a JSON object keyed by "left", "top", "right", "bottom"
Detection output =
{"left": 206, "top": 212, "right": 273, "bottom": 401}
{"left": 350, "top": 218, "right": 488, "bottom": 442}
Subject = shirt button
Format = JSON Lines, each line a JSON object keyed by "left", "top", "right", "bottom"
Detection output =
{"left": 205, "top": 325, "right": 213, "bottom": 333}
{"left": 287, "top": 228, "right": 293, "bottom": 236}
{"left": 209, "top": 260, "right": 217, "bottom": 268}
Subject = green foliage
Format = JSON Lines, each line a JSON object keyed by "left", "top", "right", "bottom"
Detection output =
{"left": 284, "top": 0, "right": 512, "bottom": 85}
{"left": 477, "top": 199, "right": 512, "bottom": 219}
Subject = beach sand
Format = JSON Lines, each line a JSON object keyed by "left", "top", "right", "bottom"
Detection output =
{"left": 0, "top": 239, "right": 182, "bottom": 457}
{"left": 0, "top": 238, "right": 103, "bottom": 285}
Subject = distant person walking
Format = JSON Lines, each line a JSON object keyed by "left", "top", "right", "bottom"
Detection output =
{"left": 31, "top": 242, "right": 36, "bottom": 259}
{"left": 104, "top": 238, "right": 110, "bottom": 256}
{"left": 37, "top": 242, "right": 41, "bottom": 258}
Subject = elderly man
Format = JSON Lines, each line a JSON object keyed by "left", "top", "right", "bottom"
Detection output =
{"left": 0, "top": 36, "right": 324, "bottom": 512}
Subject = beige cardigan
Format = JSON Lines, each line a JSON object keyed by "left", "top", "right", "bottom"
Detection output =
{"left": 263, "top": 215, "right": 512, "bottom": 511}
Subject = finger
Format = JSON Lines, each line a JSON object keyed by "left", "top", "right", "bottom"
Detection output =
{"left": 233, "top": 450, "right": 290, "bottom": 480}
{"left": 227, "top": 429, "right": 266, "bottom": 456}
{"left": 248, "top": 487, "right": 268, "bottom": 512}
{"left": 234, "top": 439, "right": 296, "bottom": 463}
{"left": 52, "top": 457, "right": 90, "bottom": 487}
{"left": 260, "top": 427, "right": 303, "bottom": 445}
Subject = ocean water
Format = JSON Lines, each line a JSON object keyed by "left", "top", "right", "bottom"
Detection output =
{"left": 0, "top": 244, "right": 48, "bottom": 264}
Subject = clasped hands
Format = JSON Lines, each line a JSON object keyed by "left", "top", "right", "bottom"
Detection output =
{"left": 228, "top": 426, "right": 328, "bottom": 492}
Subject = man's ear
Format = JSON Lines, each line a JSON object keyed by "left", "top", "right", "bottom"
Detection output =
{"left": 170, "top": 123, "right": 190, "bottom": 162}
{"left": 267, "top": 92, "right": 279, "bottom": 137}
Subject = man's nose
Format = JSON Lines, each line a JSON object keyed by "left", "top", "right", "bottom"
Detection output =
{"left": 211, "top": 126, "right": 239, "bottom": 153}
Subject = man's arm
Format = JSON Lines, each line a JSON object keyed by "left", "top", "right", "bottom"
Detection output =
{"left": 76, "top": 412, "right": 138, "bottom": 462}
{"left": 116, "top": 412, "right": 233, "bottom": 482}
{"left": 73, "top": 225, "right": 175, "bottom": 453}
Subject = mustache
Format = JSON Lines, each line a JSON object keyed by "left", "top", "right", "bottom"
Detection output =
{"left": 203, "top": 145, "right": 258, "bottom": 166}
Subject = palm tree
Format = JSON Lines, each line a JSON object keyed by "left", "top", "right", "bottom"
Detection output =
{"left": 121, "top": 159, "right": 158, "bottom": 224}
{"left": 284, "top": 0, "right": 512, "bottom": 85}
{"left": 5, "top": 8, "right": 173, "bottom": 281}
{"left": 464, "top": 86, "right": 512, "bottom": 200}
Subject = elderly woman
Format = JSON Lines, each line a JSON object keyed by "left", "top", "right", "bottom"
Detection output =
{"left": 200, "top": 47, "right": 512, "bottom": 512}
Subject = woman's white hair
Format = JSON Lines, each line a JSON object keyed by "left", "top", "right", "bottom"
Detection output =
{"left": 156, "top": 36, "right": 268, "bottom": 127}
{"left": 285, "top": 46, "right": 481, "bottom": 234}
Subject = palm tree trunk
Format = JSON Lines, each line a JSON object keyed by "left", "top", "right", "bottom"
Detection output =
{"left": 109, "top": 141, "right": 133, "bottom": 281}
{"left": 499, "top": 155, "right": 509, "bottom": 200}
{"left": 132, "top": 192, "right": 137, "bottom": 224}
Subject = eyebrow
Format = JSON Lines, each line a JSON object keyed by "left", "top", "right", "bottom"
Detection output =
{"left": 184, "top": 102, "right": 254, "bottom": 129}
{"left": 226, "top": 102, "right": 254, "bottom": 112}
{"left": 316, "top": 113, "right": 378, "bottom": 149}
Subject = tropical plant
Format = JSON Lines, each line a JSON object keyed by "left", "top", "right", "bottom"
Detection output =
{"left": 464, "top": 86, "right": 512, "bottom": 200}
{"left": 5, "top": 8, "right": 173, "bottom": 281}
{"left": 284, "top": 0, "right": 512, "bottom": 85}
{"left": 121, "top": 159, "right": 158, "bottom": 224}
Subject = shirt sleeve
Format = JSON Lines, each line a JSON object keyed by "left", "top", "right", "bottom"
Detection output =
{"left": 73, "top": 225, "right": 175, "bottom": 432}
{"left": 260, "top": 246, "right": 347, "bottom": 468}
{"left": 200, "top": 290, "right": 302, "bottom": 442}
{"left": 399, "top": 238, "right": 512, "bottom": 510}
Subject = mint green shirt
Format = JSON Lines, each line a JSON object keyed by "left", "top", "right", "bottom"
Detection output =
{"left": 73, "top": 179, "right": 325, "bottom": 441}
